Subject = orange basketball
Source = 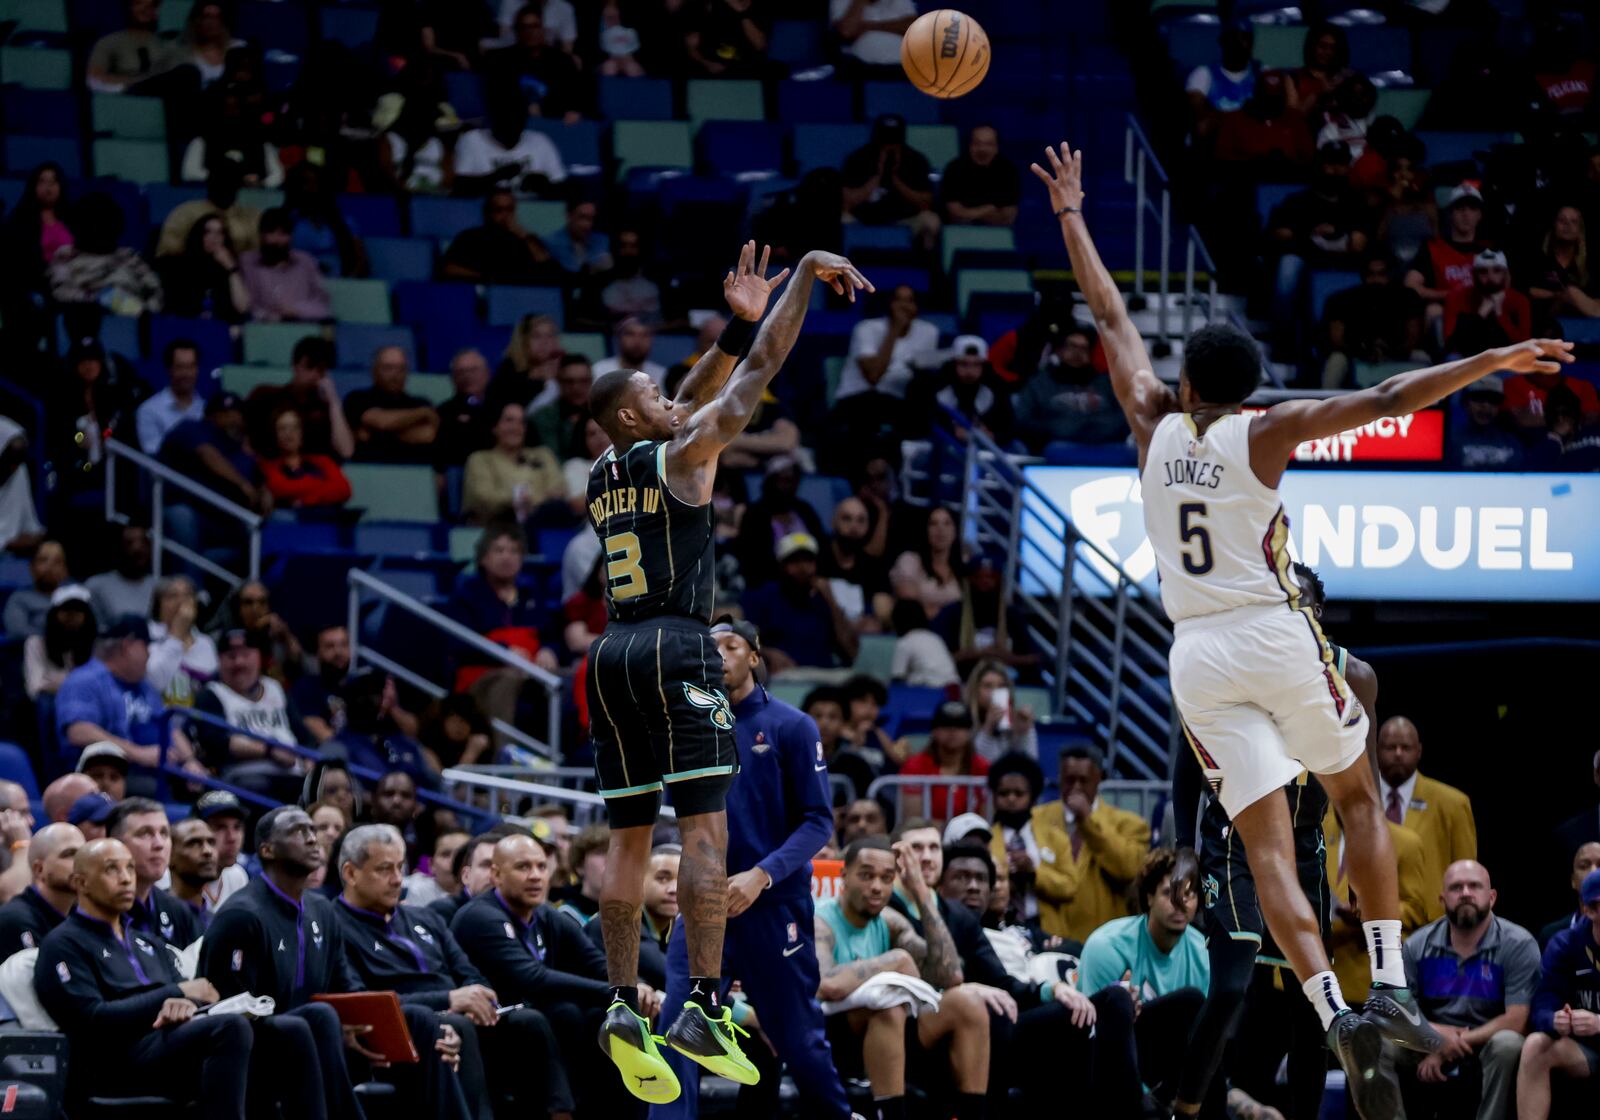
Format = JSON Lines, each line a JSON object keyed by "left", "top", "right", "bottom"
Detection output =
{"left": 900, "top": 9, "right": 991, "bottom": 99}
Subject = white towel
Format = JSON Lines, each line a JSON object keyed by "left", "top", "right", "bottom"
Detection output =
{"left": 198, "top": 993, "right": 276, "bottom": 1019}
{"left": 0, "top": 949, "right": 56, "bottom": 1030}
{"left": 820, "top": 972, "right": 942, "bottom": 1018}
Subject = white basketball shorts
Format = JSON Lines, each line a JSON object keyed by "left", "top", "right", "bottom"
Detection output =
{"left": 1169, "top": 603, "right": 1369, "bottom": 820}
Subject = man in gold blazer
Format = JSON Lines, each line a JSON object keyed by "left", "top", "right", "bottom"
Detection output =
{"left": 1375, "top": 716, "right": 1477, "bottom": 922}
{"left": 1324, "top": 810, "right": 1432, "bottom": 998}
{"left": 1030, "top": 744, "right": 1151, "bottom": 943}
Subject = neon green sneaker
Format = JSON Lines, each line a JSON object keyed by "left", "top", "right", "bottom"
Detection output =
{"left": 597, "top": 1000, "right": 681, "bottom": 1103}
{"left": 663, "top": 1000, "right": 760, "bottom": 1086}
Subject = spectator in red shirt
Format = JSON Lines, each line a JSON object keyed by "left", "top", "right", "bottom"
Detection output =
{"left": 1443, "top": 250, "right": 1532, "bottom": 355}
{"left": 259, "top": 409, "right": 351, "bottom": 508}
{"left": 561, "top": 552, "right": 608, "bottom": 660}
{"left": 1531, "top": 24, "right": 1595, "bottom": 120}
{"left": 1502, "top": 368, "right": 1600, "bottom": 430}
{"left": 899, "top": 700, "right": 991, "bottom": 826}
{"left": 1214, "top": 72, "right": 1312, "bottom": 170}
{"left": 1282, "top": 21, "right": 1350, "bottom": 118}
{"left": 1406, "top": 184, "right": 1489, "bottom": 325}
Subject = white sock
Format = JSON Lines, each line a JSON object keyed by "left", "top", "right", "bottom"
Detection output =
{"left": 1363, "top": 919, "right": 1407, "bottom": 988}
{"left": 1302, "top": 970, "right": 1351, "bottom": 1032}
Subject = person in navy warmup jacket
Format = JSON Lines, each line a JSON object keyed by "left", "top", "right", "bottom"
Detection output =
{"left": 651, "top": 616, "right": 851, "bottom": 1119}
{"left": 34, "top": 838, "right": 252, "bottom": 1115}
{"left": 1518, "top": 867, "right": 1600, "bottom": 1118}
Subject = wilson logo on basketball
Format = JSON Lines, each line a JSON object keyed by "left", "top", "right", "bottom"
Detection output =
{"left": 940, "top": 15, "right": 961, "bottom": 58}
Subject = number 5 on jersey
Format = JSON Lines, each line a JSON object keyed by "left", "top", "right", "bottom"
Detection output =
{"left": 606, "top": 531, "right": 649, "bottom": 600}
{"left": 1179, "top": 502, "right": 1213, "bottom": 575}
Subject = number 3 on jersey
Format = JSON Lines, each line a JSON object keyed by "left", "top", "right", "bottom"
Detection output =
{"left": 605, "top": 531, "right": 649, "bottom": 600}
{"left": 1178, "top": 503, "right": 1213, "bottom": 575}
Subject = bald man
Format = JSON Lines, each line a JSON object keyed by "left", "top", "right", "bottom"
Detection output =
{"left": 41, "top": 773, "right": 95, "bottom": 823}
{"left": 1396, "top": 859, "right": 1540, "bottom": 1120}
{"left": 451, "top": 833, "right": 639, "bottom": 1117}
{"left": 0, "top": 823, "right": 83, "bottom": 954}
{"left": 1376, "top": 716, "right": 1477, "bottom": 921}
{"left": 33, "top": 839, "right": 249, "bottom": 1115}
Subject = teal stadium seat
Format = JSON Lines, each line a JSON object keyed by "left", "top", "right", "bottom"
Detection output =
{"left": 612, "top": 120, "right": 693, "bottom": 177}
{"left": 0, "top": 0, "right": 69, "bottom": 35}
{"left": 92, "top": 94, "right": 166, "bottom": 140}
{"left": 517, "top": 200, "right": 567, "bottom": 238}
{"left": 1253, "top": 26, "right": 1306, "bottom": 70}
{"left": 92, "top": 139, "right": 168, "bottom": 184}
{"left": 219, "top": 365, "right": 292, "bottom": 397}
{"left": 907, "top": 125, "right": 958, "bottom": 172}
{"left": 243, "top": 324, "right": 321, "bottom": 366}
{"left": 685, "top": 79, "right": 764, "bottom": 126}
{"left": 345, "top": 464, "right": 439, "bottom": 522}
{"left": 956, "top": 269, "right": 1032, "bottom": 315}
{"left": 561, "top": 333, "right": 606, "bottom": 362}
{"left": 0, "top": 47, "right": 72, "bottom": 90}
{"left": 1374, "top": 88, "right": 1431, "bottom": 130}
{"left": 326, "top": 278, "right": 393, "bottom": 325}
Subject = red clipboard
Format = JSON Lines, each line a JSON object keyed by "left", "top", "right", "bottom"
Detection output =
{"left": 312, "top": 992, "right": 420, "bottom": 1063}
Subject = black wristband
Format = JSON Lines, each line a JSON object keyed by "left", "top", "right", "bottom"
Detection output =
{"left": 715, "top": 315, "right": 757, "bottom": 357}
{"left": 1055, "top": 205, "right": 1082, "bottom": 217}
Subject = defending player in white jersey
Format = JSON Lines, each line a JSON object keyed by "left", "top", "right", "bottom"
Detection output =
{"left": 1031, "top": 140, "right": 1574, "bottom": 1120}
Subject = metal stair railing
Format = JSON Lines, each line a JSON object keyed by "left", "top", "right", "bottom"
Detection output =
{"left": 1125, "top": 114, "right": 1220, "bottom": 353}
{"left": 104, "top": 441, "right": 263, "bottom": 590}
{"left": 959, "top": 423, "right": 1176, "bottom": 781}
{"left": 347, "top": 568, "right": 564, "bottom": 761}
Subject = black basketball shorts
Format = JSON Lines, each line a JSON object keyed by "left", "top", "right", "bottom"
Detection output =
{"left": 1198, "top": 811, "right": 1331, "bottom": 966}
{"left": 586, "top": 616, "right": 738, "bottom": 828}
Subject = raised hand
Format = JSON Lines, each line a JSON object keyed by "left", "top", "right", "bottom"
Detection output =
{"left": 723, "top": 240, "right": 791, "bottom": 322}
{"left": 806, "top": 251, "right": 874, "bottom": 303}
{"left": 1496, "top": 338, "right": 1575, "bottom": 374}
{"left": 1030, "top": 142, "right": 1085, "bottom": 214}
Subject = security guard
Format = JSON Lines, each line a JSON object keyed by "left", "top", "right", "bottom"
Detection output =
{"left": 451, "top": 832, "right": 643, "bottom": 1117}
{"left": 34, "top": 838, "right": 252, "bottom": 1115}
{"left": 653, "top": 617, "right": 850, "bottom": 1119}
{"left": 0, "top": 822, "right": 82, "bottom": 955}
{"left": 202, "top": 806, "right": 464, "bottom": 1120}
{"left": 107, "top": 797, "right": 204, "bottom": 948}
{"left": 335, "top": 822, "right": 574, "bottom": 1119}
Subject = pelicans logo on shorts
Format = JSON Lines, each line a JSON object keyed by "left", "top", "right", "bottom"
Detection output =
{"left": 1201, "top": 873, "right": 1220, "bottom": 910}
{"left": 683, "top": 683, "right": 735, "bottom": 731}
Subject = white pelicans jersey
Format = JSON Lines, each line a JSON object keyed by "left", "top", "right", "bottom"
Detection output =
{"left": 1140, "top": 410, "right": 1295, "bottom": 626}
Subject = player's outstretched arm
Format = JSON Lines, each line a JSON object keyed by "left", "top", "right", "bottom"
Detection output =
{"left": 1032, "top": 142, "right": 1174, "bottom": 452}
{"left": 672, "top": 250, "right": 871, "bottom": 476}
{"left": 672, "top": 241, "right": 792, "bottom": 412}
{"left": 1249, "top": 339, "right": 1575, "bottom": 482}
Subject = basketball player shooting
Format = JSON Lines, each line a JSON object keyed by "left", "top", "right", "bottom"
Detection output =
{"left": 1032, "top": 141, "right": 1573, "bottom": 1119}
{"left": 583, "top": 243, "right": 872, "bottom": 1104}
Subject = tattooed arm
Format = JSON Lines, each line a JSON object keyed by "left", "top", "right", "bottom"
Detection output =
{"left": 814, "top": 911, "right": 918, "bottom": 1002}
{"left": 885, "top": 905, "right": 964, "bottom": 990}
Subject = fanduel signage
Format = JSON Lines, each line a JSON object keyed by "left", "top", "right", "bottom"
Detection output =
{"left": 1023, "top": 468, "right": 1600, "bottom": 602}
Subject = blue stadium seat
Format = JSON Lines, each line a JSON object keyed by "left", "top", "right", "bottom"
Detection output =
{"left": 797, "top": 474, "right": 851, "bottom": 526}
{"left": 366, "top": 237, "right": 435, "bottom": 284}
{"left": 486, "top": 286, "right": 563, "bottom": 328}
{"left": 1255, "top": 182, "right": 1300, "bottom": 229}
{"left": 339, "top": 194, "right": 401, "bottom": 239}
{"left": 236, "top": 0, "right": 308, "bottom": 56}
{"left": 1042, "top": 441, "right": 1137, "bottom": 466}
{"left": 262, "top": 519, "right": 344, "bottom": 555}
{"left": 3, "top": 134, "right": 81, "bottom": 179}
{"left": 657, "top": 175, "right": 745, "bottom": 214}
{"left": 336, "top": 324, "right": 416, "bottom": 371}
{"left": 1346, "top": 26, "right": 1412, "bottom": 75}
{"left": 793, "top": 123, "right": 868, "bottom": 176}
{"left": 0, "top": 177, "right": 24, "bottom": 214}
{"left": 862, "top": 82, "right": 940, "bottom": 125}
{"left": 1309, "top": 270, "right": 1360, "bottom": 322}
{"left": 2, "top": 88, "right": 79, "bottom": 137}
{"left": 423, "top": 322, "right": 512, "bottom": 374}
{"left": 143, "top": 182, "right": 205, "bottom": 225}
{"left": 394, "top": 282, "right": 479, "bottom": 362}
{"left": 843, "top": 225, "right": 914, "bottom": 254}
{"left": 698, "top": 121, "right": 783, "bottom": 178}
{"left": 354, "top": 522, "right": 440, "bottom": 558}
{"left": 598, "top": 77, "right": 675, "bottom": 122}
{"left": 58, "top": 312, "right": 141, "bottom": 361}
{"left": 650, "top": 334, "right": 697, "bottom": 370}
{"left": 444, "top": 71, "right": 487, "bottom": 123}
{"left": 776, "top": 80, "right": 854, "bottom": 124}
{"left": 319, "top": 6, "right": 379, "bottom": 51}
{"left": 1557, "top": 318, "right": 1600, "bottom": 344}
{"left": 411, "top": 196, "right": 483, "bottom": 242}
{"left": 768, "top": 21, "right": 823, "bottom": 68}
{"left": 865, "top": 267, "right": 931, "bottom": 296}
{"left": 0, "top": 741, "right": 42, "bottom": 798}
{"left": 149, "top": 315, "right": 234, "bottom": 378}
{"left": 526, "top": 119, "right": 603, "bottom": 170}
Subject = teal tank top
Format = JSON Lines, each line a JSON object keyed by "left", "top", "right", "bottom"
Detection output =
{"left": 817, "top": 897, "right": 890, "bottom": 963}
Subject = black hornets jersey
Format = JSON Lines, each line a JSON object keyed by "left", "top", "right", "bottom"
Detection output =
{"left": 587, "top": 440, "right": 716, "bottom": 624}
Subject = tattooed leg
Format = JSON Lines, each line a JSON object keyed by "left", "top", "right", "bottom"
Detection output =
{"left": 677, "top": 810, "right": 729, "bottom": 977}
{"left": 600, "top": 823, "right": 653, "bottom": 987}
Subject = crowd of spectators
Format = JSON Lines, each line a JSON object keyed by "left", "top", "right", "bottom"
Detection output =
{"left": 1174, "top": 12, "right": 1600, "bottom": 470}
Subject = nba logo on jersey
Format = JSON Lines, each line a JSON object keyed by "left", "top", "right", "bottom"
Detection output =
{"left": 786, "top": 922, "right": 798, "bottom": 944}
{"left": 610, "top": 462, "right": 619, "bottom": 480}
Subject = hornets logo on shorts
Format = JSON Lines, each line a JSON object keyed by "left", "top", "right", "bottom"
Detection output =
{"left": 1201, "top": 872, "right": 1220, "bottom": 910}
{"left": 683, "top": 682, "right": 734, "bottom": 731}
